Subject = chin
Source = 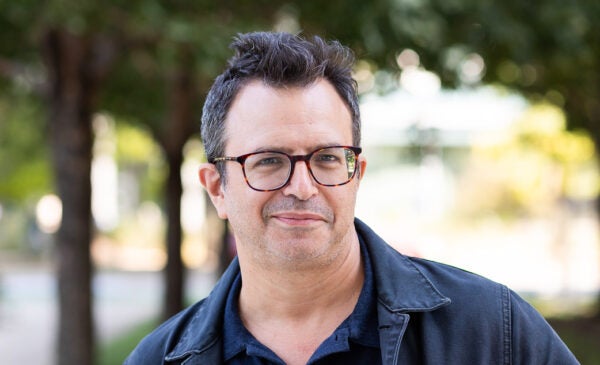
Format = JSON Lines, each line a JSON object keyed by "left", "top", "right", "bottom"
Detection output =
{"left": 268, "top": 237, "right": 340, "bottom": 264}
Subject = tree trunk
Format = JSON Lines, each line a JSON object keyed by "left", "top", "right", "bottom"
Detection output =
{"left": 163, "top": 151, "right": 185, "bottom": 320}
{"left": 217, "top": 220, "right": 233, "bottom": 277}
{"left": 589, "top": 108, "right": 600, "bottom": 320}
{"left": 161, "top": 44, "right": 196, "bottom": 320}
{"left": 42, "top": 29, "right": 95, "bottom": 365}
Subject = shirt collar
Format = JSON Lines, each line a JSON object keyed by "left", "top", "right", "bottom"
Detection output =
{"left": 222, "top": 237, "right": 380, "bottom": 362}
{"left": 346, "top": 234, "right": 379, "bottom": 347}
{"left": 308, "top": 236, "right": 381, "bottom": 364}
{"left": 222, "top": 273, "right": 243, "bottom": 360}
{"left": 221, "top": 274, "right": 292, "bottom": 363}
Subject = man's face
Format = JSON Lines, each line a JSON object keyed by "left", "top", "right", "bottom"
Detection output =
{"left": 200, "top": 78, "right": 366, "bottom": 271}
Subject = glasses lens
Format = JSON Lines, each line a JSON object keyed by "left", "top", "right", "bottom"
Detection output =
{"left": 310, "top": 147, "right": 357, "bottom": 186}
{"left": 243, "top": 152, "right": 291, "bottom": 190}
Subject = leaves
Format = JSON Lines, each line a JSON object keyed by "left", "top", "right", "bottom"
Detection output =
{"left": 0, "top": 92, "right": 51, "bottom": 201}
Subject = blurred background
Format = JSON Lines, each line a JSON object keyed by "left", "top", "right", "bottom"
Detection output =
{"left": 1, "top": 1, "right": 599, "bottom": 364}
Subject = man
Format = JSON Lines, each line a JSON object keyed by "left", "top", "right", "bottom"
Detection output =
{"left": 125, "top": 32, "right": 578, "bottom": 364}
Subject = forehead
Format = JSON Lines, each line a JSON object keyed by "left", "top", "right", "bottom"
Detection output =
{"left": 224, "top": 79, "right": 353, "bottom": 154}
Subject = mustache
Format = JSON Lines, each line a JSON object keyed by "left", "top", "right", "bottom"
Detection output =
{"left": 262, "top": 197, "right": 333, "bottom": 221}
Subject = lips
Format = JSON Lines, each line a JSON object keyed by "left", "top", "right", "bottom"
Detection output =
{"left": 262, "top": 197, "right": 334, "bottom": 226}
{"left": 271, "top": 211, "right": 326, "bottom": 226}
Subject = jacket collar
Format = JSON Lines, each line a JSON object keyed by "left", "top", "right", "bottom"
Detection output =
{"left": 355, "top": 218, "right": 451, "bottom": 365}
{"left": 166, "top": 218, "right": 450, "bottom": 362}
{"left": 165, "top": 259, "right": 240, "bottom": 362}
{"left": 355, "top": 218, "right": 451, "bottom": 313}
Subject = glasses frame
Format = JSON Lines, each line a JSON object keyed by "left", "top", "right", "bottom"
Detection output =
{"left": 210, "top": 145, "right": 362, "bottom": 192}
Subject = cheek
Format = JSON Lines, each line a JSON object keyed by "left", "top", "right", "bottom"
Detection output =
{"left": 224, "top": 187, "right": 269, "bottom": 222}
{"left": 334, "top": 186, "right": 359, "bottom": 216}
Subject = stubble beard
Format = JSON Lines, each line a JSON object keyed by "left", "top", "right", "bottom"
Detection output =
{"left": 254, "top": 197, "right": 345, "bottom": 271}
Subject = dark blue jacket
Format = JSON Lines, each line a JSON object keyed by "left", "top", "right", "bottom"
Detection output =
{"left": 125, "top": 219, "right": 579, "bottom": 364}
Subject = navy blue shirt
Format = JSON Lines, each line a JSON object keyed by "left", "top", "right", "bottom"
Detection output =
{"left": 222, "top": 238, "right": 381, "bottom": 364}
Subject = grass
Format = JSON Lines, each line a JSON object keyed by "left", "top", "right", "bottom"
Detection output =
{"left": 97, "top": 319, "right": 158, "bottom": 365}
{"left": 549, "top": 316, "right": 600, "bottom": 365}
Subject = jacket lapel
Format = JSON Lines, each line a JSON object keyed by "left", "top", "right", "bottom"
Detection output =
{"left": 355, "top": 218, "right": 451, "bottom": 364}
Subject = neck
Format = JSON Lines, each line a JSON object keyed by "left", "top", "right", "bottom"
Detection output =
{"left": 240, "top": 236, "right": 363, "bottom": 316}
{"left": 236, "top": 235, "right": 364, "bottom": 365}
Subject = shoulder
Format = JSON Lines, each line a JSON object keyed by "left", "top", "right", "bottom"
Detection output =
{"left": 357, "top": 218, "right": 506, "bottom": 311}
{"left": 124, "top": 299, "right": 208, "bottom": 364}
{"left": 409, "top": 256, "right": 506, "bottom": 298}
{"left": 125, "top": 260, "right": 241, "bottom": 364}
{"left": 397, "top": 255, "right": 512, "bottom": 323}
{"left": 356, "top": 219, "right": 577, "bottom": 362}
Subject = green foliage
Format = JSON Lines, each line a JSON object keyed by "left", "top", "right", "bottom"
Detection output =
{"left": 0, "top": 0, "right": 40, "bottom": 59}
{"left": 115, "top": 121, "right": 166, "bottom": 202}
{"left": 97, "top": 319, "right": 158, "bottom": 365}
{"left": 115, "top": 123, "right": 160, "bottom": 165}
{"left": 457, "top": 103, "right": 598, "bottom": 219}
{"left": 0, "top": 92, "right": 51, "bottom": 202}
{"left": 291, "top": 1, "right": 600, "bottom": 150}
{"left": 550, "top": 317, "right": 600, "bottom": 365}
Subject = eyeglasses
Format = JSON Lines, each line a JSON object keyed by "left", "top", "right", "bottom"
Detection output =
{"left": 210, "top": 146, "right": 362, "bottom": 192}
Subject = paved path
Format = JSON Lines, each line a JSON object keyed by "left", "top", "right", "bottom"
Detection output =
{"left": 0, "top": 267, "right": 214, "bottom": 365}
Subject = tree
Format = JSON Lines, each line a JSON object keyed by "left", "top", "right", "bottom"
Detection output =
{"left": 1, "top": 3, "right": 119, "bottom": 363}
{"left": 0, "top": 92, "right": 50, "bottom": 202}
{"left": 301, "top": 0, "right": 599, "bottom": 146}
{"left": 42, "top": 29, "right": 96, "bottom": 365}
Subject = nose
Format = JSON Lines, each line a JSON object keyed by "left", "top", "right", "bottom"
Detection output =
{"left": 281, "top": 161, "right": 319, "bottom": 200}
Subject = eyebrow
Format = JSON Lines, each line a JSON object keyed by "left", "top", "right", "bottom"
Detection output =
{"left": 251, "top": 143, "right": 345, "bottom": 154}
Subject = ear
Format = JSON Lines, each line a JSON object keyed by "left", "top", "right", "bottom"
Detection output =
{"left": 357, "top": 155, "right": 367, "bottom": 180}
{"left": 198, "top": 163, "right": 228, "bottom": 219}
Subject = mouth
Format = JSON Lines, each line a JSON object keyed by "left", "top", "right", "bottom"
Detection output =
{"left": 270, "top": 211, "right": 327, "bottom": 227}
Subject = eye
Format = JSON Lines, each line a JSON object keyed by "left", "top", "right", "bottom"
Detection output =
{"left": 315, "top": 153, "right": 339, "bottom": 162}
{"left": 257, "top": 156, "right": 284, "bottom": 165}
{"left": 247, "top": 152, "right": 288, "bottom": 170}
{"left": 313, "top": 149, "right": 344, "bottom": 164}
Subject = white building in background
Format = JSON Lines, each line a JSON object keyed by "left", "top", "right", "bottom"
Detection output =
{"left": 357, "top": 86, "right": 526, "bottom": 225}
{"left": 360, "top": 86, "right": 526, "bottom": 149}
{"left": 356, "top": 87, "right": 599, "bottom": 298}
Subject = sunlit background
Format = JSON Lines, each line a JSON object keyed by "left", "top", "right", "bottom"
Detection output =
{"left": 1, "top": 2, "right": 600, "bottom": 364}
